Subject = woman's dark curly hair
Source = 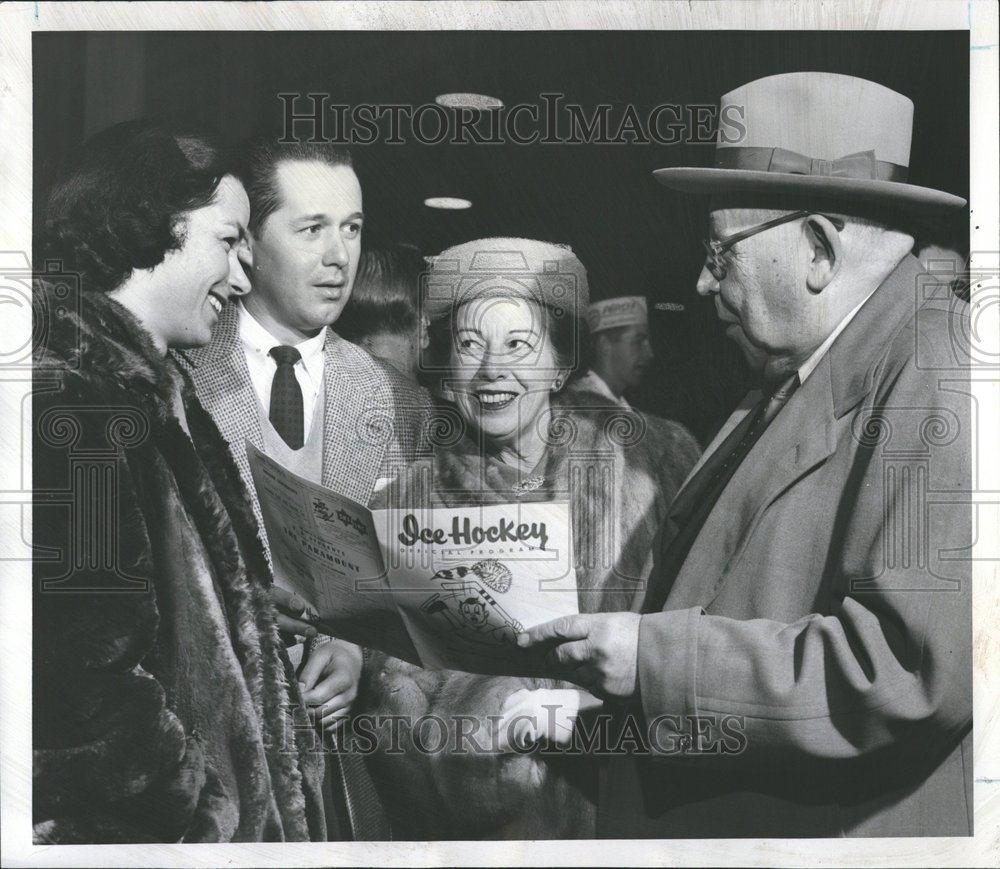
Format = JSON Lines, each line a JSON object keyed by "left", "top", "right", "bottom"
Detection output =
{"left": 40, "top": 118, "right": 235, "bottom": 293}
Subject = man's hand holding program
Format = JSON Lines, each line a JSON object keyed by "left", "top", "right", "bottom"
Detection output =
{"left": 517, "top": 612, "right": 642, "bottom": 702}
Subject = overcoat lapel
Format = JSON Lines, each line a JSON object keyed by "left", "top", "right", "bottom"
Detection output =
{"left": 668, "top": 358, "right": 838, "bottom": 607}
{"left": 660, "top": 254, "right": 926, "bottom": 611}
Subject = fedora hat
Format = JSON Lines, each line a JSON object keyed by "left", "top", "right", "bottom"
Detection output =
{"left": 654, "top": 72, "right": 966, "bottom": 213}
{"left": 423, "top": 237, "right": 589, "bottom": 322}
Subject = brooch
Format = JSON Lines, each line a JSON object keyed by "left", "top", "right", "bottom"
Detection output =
{"left": 511, "top": 474, "right": 546, "bottom": 496}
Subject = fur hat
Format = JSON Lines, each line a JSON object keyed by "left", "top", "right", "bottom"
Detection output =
{"left": 423, "top": 237, "right": 589, "bottom": 323}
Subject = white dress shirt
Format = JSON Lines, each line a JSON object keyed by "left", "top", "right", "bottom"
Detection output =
{"left": 238, "top": 301, "right": 326, "bottom": 441}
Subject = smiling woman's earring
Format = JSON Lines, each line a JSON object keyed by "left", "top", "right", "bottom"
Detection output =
{"left": 552, "top": 377, "right": 563, "bottom": 391}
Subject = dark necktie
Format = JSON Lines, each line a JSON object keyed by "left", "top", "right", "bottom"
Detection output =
{"left": 269, "top": 345, "right": 304, "bottom": 450}
{"left": 643, "top": 372, "right": 800, "bottom": 613}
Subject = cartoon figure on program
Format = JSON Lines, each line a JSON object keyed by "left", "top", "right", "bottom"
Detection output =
{"left": 420, "top": 559, "right": 523, "bottom": 648}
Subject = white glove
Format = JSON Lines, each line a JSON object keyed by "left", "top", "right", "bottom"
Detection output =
{"left": 496, "top": 688, "right": 582, "bottom": 751}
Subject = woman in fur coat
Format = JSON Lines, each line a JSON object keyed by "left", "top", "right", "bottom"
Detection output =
{"left": 358, "top": 238, "right": 700, "bottom": 839}
{"left": 32, "top": 120, "right": 326, "bottom": 843}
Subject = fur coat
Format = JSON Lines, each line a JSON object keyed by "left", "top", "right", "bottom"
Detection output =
{"left": 32, "top": 284, "right": 327, "bottom": 844}
{"left": 359, "top": 392, "right": 700, "bottom": 839}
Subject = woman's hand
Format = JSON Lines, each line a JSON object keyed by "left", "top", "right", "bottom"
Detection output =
{"left": 269, "top": 586, "right": 319, "bottom": 642}
{"left": 299, "top": 639, "right": 363, "bottom": 732}
{"left": 495, "top": 688, "right": 582, "bottom": 751}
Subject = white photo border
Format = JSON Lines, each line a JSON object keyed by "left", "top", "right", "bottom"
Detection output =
{"left": 2, "top": 1, "right": 997, "bottom": 866}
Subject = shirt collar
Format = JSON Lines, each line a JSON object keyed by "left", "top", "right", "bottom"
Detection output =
{"left": 797, "top": 284, "right": 880, "bottom": 385}
{"left": 238, "top": 300, "right": 327, "bottom": 376}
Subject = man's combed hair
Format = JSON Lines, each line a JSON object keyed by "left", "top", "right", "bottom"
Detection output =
{"left": 40, "top": 119, "right": 232, "bottom": 293}
{"left": 336, "top": 243, "right": 425, "bottom": 342}
{"left": 237, "top": 139, "right": 353, "bottom": 238}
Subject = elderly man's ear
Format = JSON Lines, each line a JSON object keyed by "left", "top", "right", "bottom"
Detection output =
{"left": 804, "top": 214, "right": 844, "bottom": 294}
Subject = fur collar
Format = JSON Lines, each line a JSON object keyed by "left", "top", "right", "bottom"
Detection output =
{"left": 430, "top": 390, "right": 644, "bottom": 490}
{"left": 32, "top": 280, "right": 327, "bottom": 841}
{"left": 34, "top": 281, "right": 175, "bottom": 402}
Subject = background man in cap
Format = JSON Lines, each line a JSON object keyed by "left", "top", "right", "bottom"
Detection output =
{"left": 520, "top": 72, "right": 971, "bottom": 837}
{"left": 176, "top": 141, "right": 431, "bottom": 840}
{"left": 574, "top": 295, "right": 655, "bottom": 409}
{"left": 570, "top": 293, "right": 702, "bottom": 487}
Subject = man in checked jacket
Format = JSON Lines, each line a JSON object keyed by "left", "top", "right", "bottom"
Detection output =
{"left": 176, "top": 139, "right": 432, "bottom": 840}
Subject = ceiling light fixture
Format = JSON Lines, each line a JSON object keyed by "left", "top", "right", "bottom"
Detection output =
{"left": 435, "top": 93, "right": 504, "bottom": 110}
{"left": 424, "top": 197, "right": 473, "bottom": 210}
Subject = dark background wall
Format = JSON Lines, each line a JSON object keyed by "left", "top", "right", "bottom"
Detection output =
{"left": 33, "top": 31, "right": 969, "bottom": 443}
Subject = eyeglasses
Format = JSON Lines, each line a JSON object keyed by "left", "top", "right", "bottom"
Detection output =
{"left": 702, "top": 210, "right": 846, "bottom": 281}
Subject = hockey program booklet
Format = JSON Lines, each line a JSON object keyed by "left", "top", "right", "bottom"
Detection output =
{"left": 247, "top": 442, "right": 579, "bottom": 677}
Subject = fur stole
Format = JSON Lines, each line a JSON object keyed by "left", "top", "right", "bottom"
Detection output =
{"left": 32, "top": 284, "right": 325, "bottom": 843}
{"left": 359, "top": 395, "right": 699, "bottom": 838}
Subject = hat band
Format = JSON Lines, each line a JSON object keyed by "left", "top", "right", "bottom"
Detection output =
{"left": 716, "top": 147, "right": 908, "bottom": 182}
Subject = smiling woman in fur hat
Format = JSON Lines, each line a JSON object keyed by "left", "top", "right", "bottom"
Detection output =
{"left": 357, "top": 238, "right": 700, "bottom": 839}
{"left": 32, "top": 120, "right": 326, "bottom": 843}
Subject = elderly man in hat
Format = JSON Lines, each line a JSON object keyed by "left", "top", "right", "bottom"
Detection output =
{"left": 575, "top": 295, "right": 655, "bottom": 409}
{"left": 520, "top": 72, "right": 971, "bottom": 837}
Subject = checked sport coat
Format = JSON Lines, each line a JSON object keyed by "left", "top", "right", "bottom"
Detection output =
{"left": 175, "top": 301, "right": 433, "bottom": 529}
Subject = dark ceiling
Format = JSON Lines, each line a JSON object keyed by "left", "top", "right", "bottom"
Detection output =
{"left": 33, "top": 30, "right": 969, "bottom": 441}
